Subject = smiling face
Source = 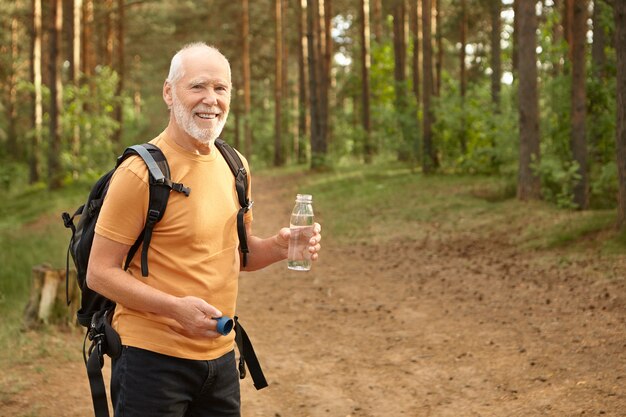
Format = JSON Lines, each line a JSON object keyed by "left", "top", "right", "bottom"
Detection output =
{"left": 163, "top": 45, "right": 231, "bottom": 151}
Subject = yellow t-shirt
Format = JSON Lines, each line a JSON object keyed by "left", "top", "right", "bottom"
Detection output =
{"left": 94, "top": 131, "right": 252, "bottom": 360}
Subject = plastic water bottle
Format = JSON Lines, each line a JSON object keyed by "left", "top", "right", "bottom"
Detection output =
{"left": 288, "top": 194, "right": 314, "bottom": 271}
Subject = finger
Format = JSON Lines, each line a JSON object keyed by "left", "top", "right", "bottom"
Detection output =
{"left": 309, "top": 243, "right": 321, "bottom": 253}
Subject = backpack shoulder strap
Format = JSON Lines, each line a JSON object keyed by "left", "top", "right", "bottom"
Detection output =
{"left": 121, "top": 143, "right": 191, "bottom": 276}
{"left": 215, "top": 139, "right": 252, "bottom": 267}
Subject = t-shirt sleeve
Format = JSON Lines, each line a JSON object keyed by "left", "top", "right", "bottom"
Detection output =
{"left": 95, "top": 162, "right": 149, "bottom": 246}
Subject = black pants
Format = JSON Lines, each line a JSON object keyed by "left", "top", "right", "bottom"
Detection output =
{"left": 111, "top": 347, "right": 241, "bottom": 417}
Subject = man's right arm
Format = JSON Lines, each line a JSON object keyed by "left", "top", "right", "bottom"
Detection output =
{"left": 87, "top": 233, "right": 224, "bottom": 339}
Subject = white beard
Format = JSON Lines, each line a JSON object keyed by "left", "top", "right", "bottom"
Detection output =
{"left": 171, "top": 92, "right": 228, "bottom": 145}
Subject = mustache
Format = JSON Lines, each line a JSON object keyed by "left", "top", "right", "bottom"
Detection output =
{"left": 193, "top": 105, "right": 220, "bottom": 114}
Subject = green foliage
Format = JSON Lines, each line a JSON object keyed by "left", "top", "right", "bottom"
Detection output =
{"left": 432, "top": 76, "right": 518, "bottom": 176}
{"left": 590, "top": 161, "right": 618, "bottom": 210}
{"left": 533, "top": 156, "right": 581, "bottom": 209}
{"left": 61, "top": 67, "right": 121, "bottom": 179}
{"left": 0, "top": 181, "right": 87, "bottom": 344}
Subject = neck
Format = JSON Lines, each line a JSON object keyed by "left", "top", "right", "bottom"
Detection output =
{"left": 165, "top": 119, "right": 213, "bottom": 155}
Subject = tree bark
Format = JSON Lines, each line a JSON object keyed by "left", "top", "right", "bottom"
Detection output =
{"left": 308, "top": 0, "right": 327, "bottom": 169}
{"left": 30, "top": 0, "right": 43, "bottom": 184}
{"left": 564, "top": 0, "right": 574, "bottom": 61}
{"left": 422, "top": 0, "right": 435, "bottom": 173}
{"left": 274, "top": 0, "right": 284, "bottom": 166}
{"left": 81, "top": 0, "right": 94, "bottom": 78}
{"left": 410, "top": 0, "right": 420, "bottom": 111}
{"left": 434, "top": 0, "right": 442, "bottom": 96}
{"left": 307, "top": 0, "right": 321, "bottom": 163}
{"left": 570, "top": 0, "right": 589, "bottom": 209}
{"left": 512, "top": 0, "right": 519, "bottom": 77}
{"left": 490, "top": 0, "right": 501, "bottom": 109}
{"left": 459, "top": 0, "right": 467, "bottom": 155}
{"left": 7, "top": 1, "right": 20, "bottom": 159}
{"left": 372, "top": 0, "right": 383, "bottom": 40}
{"left": 516, "top": 0, "right": 541, "bottom": 200}
{"left": 105, "top": 0, "right": 114, "bottom": 67}
{"left": 393, "top": 0, "right": 413, "bottom": 162}
{"left": 615, "top": 0, "right": 626, "bottom": 227}
{"left": 317, "top": 0, "right": 330, "bottom": 157}
{"left": 552, "top": 0, "right": 563, "bottom": 75}
{"left": 361, "top": 0, "right": 373, "bottom": 163}
{"left": 72, "top": 0, "right": 82, "bottom": 160}
{"left": 23, "top": 265, "right": 79, "bottom": 328}
{"left": 241, "top": 0, "right": 253, "bottom": 157}
{"left": 113, "top": 0, "right": 125, "bottom": 144}
{"left": 297, "top": 0, "right": 309, "bottom": 163}
{"left": 48, "top": 0, "right": 63, "bottom": 190}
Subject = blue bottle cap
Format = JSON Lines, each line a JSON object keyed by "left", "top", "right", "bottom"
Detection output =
{"left": 215, "top": 316, "right": 234, "bottom": 336}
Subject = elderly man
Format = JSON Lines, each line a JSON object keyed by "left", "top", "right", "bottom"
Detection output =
{"left": 87, "top": 42, "right": 322, "bottom": 417}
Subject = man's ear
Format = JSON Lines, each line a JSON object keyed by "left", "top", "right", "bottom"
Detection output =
{"left": 163, "top": 81, "right": 173, "bottom": 107}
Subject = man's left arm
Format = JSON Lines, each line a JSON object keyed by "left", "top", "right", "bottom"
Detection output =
{"left": 240, "top": 222, "right": 322, "bottom": 272}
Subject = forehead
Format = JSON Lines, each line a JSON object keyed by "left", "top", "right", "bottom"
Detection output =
{"left": 179, "top": 48, "right": 231, "bottom": 84}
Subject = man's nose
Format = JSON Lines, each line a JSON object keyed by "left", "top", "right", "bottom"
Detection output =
{"left": 202, "top": 91, "right": 218, "bottom": 106}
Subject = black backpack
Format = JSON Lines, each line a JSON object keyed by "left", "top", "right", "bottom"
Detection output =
{"left": 62, "top": 139, "right": 266, "bottom": 417}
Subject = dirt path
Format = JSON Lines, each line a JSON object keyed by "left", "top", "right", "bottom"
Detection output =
{"left": 1, "top": 173, "right": 625, "bottom": 416}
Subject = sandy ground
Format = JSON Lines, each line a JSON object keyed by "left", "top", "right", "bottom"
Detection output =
{"left": 1, "top": 172, "right": 625, "bottom": 417}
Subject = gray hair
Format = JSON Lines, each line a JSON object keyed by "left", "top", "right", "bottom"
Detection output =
{"left": 166, "top": 42, "right": 231, "bottom": 86}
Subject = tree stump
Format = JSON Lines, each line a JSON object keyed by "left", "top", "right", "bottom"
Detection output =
{"left": 23, "top": 264, "right": 80, "bottom": 329}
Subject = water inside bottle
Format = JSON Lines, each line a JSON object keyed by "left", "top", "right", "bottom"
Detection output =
{"left": 288, "top": 224, "right": 314, "bottom": 271}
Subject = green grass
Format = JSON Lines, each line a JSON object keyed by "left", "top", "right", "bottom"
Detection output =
{"left": 0, "top": 181, "right": 89, "bottom": 353}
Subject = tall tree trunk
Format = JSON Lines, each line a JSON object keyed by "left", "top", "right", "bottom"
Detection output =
{"left": 242, "top": 0, "right": 253, "bottom": 157}
{"left": 30, "top": 0, "right": 43, "bottom": 183}
{"left": 307, "top": 0, "right": 321, "bottom": 166}
{"left": 274, "top": 0, "right": 284, "bottom": 166}
{"left": 372, "top": 0, "right": 383, "bottom": 41}
{"left": 411, "top": 0, "right": 421, "bottom": 161}
{"left": 571, "top": 0, "right": 588, "bottom": 209}
{"left": 411, "top": 0, "right": 420, "bottom": 110}
{"left": 308, "top": 0, "right": 327, "bottom": 169}
{"left": 113, "top": 0, "right": 125, "bottom": 144}
{"left": 615, "top": 0, "right": 626, "bottom": 228}
{"left": 316, "top": 0, "right": 330, "bottom": 156}
{"left": 434, "top": 0, "right": 442, "bottom": 96}
{"left": 48, "top": 0, "right": 63, "bottom": 189}
{"left": 512, "top": 0, "right": 519, "bottom": 77}
{"left": 323, "top": 0, "right": 333, "bottom": 144}
{"left": 393, "top": 0, "right": 411, "bottom": 162}
{"left": 297, "top": 0, "right": 309, "bottom": 163}
{"left": 552, "top": 0, "right": 563, "bottom": 75}
{"left": 564, "top": 0, "right": 574, "bottom": 61}
{"left": 81, "top": 0, "right": 94, "bottom": 77}
{"left": 361, "top": 0, "right": 373, "bottom": 163}
{"left": 105, "top": 0, "right": 114, "bottom": 67}
{"left": 516, "top": 0, "right": 541, "bottom": 200}
{"left": 590, "top": 0, "right": 607, "bottom": 162}
{"left": 490, "top": 0, "right": 501, "bottom": 109}
{"left": 7, "top": 0, "right": 20, "bottom": 158}
{"left": 72, "top": 0, "right": 82, "bottom": 160}
{"left": 422, "top": 0, "right": 435, "bottom": 173}
{"left": 459, "top": 0, "right": 467, "bottom": 155}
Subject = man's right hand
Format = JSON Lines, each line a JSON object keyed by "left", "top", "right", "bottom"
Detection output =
{"left": 170, "top": 296, "right": 224, "bottom": 339}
